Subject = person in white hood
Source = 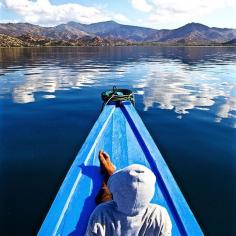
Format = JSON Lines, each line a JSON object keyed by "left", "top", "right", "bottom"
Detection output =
{"left": 85, "top": 150, "right": 172, "bottom": 236}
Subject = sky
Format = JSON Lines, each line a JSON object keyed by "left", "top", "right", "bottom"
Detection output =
{"left": 0, "top": 0, "right": 236, "bottom": 29}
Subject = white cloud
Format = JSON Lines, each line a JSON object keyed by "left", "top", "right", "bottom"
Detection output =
{"left": 2, "top": 0, "right": 129, "bottom": 25}
{"left": 131, "top": 0, "right": 152, "bottom": 12}
{"left": 0, "top": 19, "right": 19, "bottom": 23}
{"left": 130, "top": 0, "right": 236, "bottom": 28}
{"left": 113, "top": 14, "right": 130, "bottom": 23}
{"left": 0, "top": 0, "right": 129, "bottom": 25}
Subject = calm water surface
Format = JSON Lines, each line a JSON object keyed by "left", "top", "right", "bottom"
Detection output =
{"left": 0, "top": 47, "right": 236, "bottom": 235}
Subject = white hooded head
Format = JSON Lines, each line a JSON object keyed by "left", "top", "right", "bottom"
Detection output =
{"left": 107, "top": 164, "right": 156, "bottom": 216}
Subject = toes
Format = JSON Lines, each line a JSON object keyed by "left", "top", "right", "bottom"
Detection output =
{"left": 99, "top": 150, "right": 103, "bottom": 158}
{"left": 103, "top": 152, "right": 110, "bottom": 161}
{"left": 98, "top": 150, "right": 116, "bottom": 176}
{"left": 99, "top": 155, "right": 107, "bottom": 167}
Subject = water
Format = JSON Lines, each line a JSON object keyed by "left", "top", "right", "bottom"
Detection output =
{"left": 0, "top": 47, "right": 235, "bottom": 235}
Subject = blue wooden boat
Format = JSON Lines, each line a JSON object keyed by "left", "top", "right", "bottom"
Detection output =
{"left": 38, "top": 89, "right": 203, "bottom": 236}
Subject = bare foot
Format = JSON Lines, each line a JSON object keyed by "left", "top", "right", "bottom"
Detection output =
{"left": 99, "top": 150, "right": 116, "bottom": 177}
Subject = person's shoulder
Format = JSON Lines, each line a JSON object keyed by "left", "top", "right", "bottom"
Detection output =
{"left": 90, "top": 201, "right": 116, "bottom": 218}
{"left": 94, "top": 201, "right": 116, "bottom": 211}
{"left": 148, "top": 203, "right": 169, "bottom": 213}
{"left": 86, "top": 202, "right": 116, "bottom": 235}
{"left": 147, "top": 203, "right": 172, "bottom": 225}
{"left": 146, "top": 204, "right": 172, "bottom": 235}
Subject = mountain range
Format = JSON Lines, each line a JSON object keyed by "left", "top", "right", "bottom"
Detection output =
{"left": 0, "top": 21, "right": 236, "bottom": 47}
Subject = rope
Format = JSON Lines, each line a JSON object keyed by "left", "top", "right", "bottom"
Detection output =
{"left": 101, "top": 89, "right": 135, "bottom": 111}
{"left": 103, "top": 94, "right": 116, "bottom": 107}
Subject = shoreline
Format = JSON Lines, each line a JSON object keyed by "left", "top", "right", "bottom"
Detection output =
{"left": 1, "top": 45, "right": 236, "bottom": 49}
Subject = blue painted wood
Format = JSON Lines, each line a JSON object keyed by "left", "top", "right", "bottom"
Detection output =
{"left": 38, "top": 101, "right": 203, "bottom": 236}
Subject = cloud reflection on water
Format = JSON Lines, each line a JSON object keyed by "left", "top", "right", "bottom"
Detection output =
{"left": 1, "top": 67, "right": 104, "bottom": 104}
{"left": 132, "top": 61, "right": 236, "bottom": 126}
{"left": 0, "top": 52, "right": 236, "bottom": 127}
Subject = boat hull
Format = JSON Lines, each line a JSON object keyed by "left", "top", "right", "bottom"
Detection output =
{"left": 38, "top": 101, "right": 203, "bottom": 236}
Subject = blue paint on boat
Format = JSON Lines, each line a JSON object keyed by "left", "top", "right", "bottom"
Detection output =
{"left": 38, "top": 101, "right": 203, "bottom": 236}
